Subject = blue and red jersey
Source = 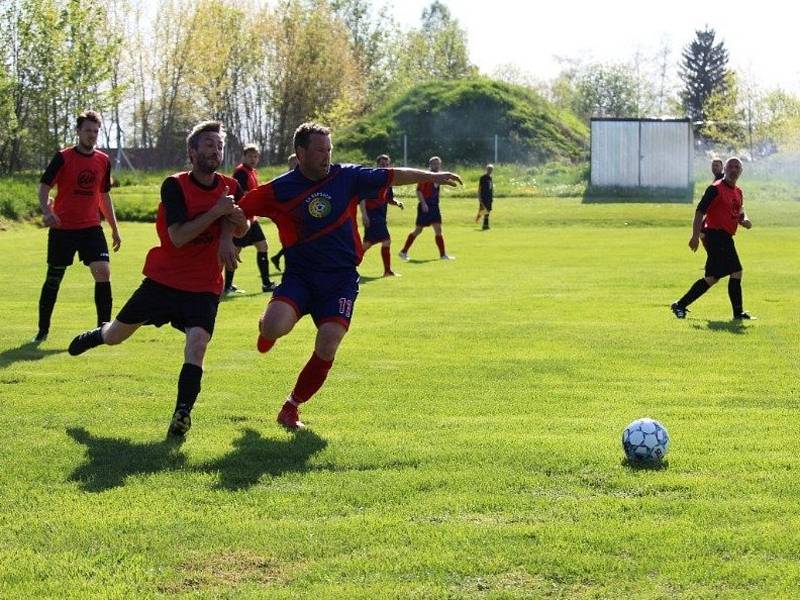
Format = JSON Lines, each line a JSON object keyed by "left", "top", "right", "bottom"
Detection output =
{"left": 238, "top": 164, "right": 393, "bottom": 272}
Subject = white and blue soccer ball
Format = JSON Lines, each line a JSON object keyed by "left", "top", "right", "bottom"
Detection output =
{"left": 622, "top": 418, "right": 669, "bottom": 463}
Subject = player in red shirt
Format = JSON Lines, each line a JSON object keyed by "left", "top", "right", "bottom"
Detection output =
{"left": 398, "top": 156, "right": 455, "bottom": 261}
{"left": 224, "top": 144, "right": 278, "bottom": 295}
{"left": 67, "top": 121, "right": 249, "bottom": 438}
{"left": 34, "top": 110, "right": 121, "bottom": 343}
{"left": 671, "top": 157, "right": 754, "bottom": 320}
{"left": 231, "top": 122, "right": 461, "bottom": 429}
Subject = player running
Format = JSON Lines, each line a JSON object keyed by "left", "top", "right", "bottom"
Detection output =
{"left": 398, "top": 156, "right": 454, "bottom": 261}
{"left": 232, "top": 122, "right": 461, "bottom": 429}
{"left": 34, "top": 110, "right": 121, "bottom": 343}
{"left": 359, "top": 154, "right": 404, "bottom": 277}
{"left": 67, "top": 121, "right": 248, "bottom": 438}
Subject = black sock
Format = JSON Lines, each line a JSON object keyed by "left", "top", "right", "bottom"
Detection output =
{"left": 677, "top": 278, "right": 710, "bottom": 308}
{"left": 728, "top": 278, "right": 743, "bottom": 316}
{"left": 38, "top": 265, "right": 66, "bottom": 334}
{"left": 94, "top": 281, "right": 112, "bottom": 326}
{"left": 257, "top": 251, "right": 270, "bottom": 285}
{"left": 175, "top": 363, "right": 203, "bottom": 413}
{"left": 483, "top": 215, "right": 490, "bottom": 228}
{"left": 224, "top": 269, "right": 234, "bottom": 290}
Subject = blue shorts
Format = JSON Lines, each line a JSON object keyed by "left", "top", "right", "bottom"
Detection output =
{"left": 364, "top": 220, "right": 390, "bottom": 244}
{"left": 271, "top": 269, "right": 359, "bottom": 330}
{"left": 416, "top": 204, "right": 442, "bottom": 227}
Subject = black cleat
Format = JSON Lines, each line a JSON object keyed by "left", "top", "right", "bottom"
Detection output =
{"left": 68, "top": 327, "right": 103, "bottom": 356}
{"left": 167, "top": 410, "right": 191, "bottom": 437}
{"left": 31, "top": 330, "right": 48, "bottom": 344}
{"left": 670, "top": 302, "right": 688, "bottom": 319}
{"left": 262, "top": 281, "right": 278, "bottom": 293}
{"left": 270, "top": 254, "right": 282, "bottom": 272}
{"left": 734, "top": 311, "right": 756, "bottom": 320}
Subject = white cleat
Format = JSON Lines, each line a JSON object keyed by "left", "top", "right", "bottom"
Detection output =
{"left": 398, "top": 251, "right": 410, "bottom": 261}
{"left": 440, "top": 254, "right": 455, "bottom": 260}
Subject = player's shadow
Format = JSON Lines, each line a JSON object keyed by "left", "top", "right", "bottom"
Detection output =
{"left": 408, "top": 258, "right": 440, "bottom": 264}
{"left": 692, "top": 320, "right": 748, "bottom": 334}
{"left": 66, "top": 427, "right": 188, "bottom": 493}
{"left": 0, "top": 341, "right": 64, "bottom": 370}
{"left": 199, "top": 428, "right": 327, "bottom": 491}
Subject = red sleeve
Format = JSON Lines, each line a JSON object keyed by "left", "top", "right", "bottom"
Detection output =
{"left": 238, "top": 183, "right": 278, "bottom": 220}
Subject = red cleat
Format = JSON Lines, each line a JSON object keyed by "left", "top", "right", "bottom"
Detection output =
{"left": 277, "top": 402, "right": 305, "bottom": 430}
{"left": 257, "top": 334, "right": 274, "bottom": 353}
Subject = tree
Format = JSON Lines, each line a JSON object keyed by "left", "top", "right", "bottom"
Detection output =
{"left": 679, "top": 27, "right": 729, "bottom": 124}
{"left": 702, "top": 71, "right": 745, "bottom": 149}
{"left": 572, "top": 63, "right": 641, "bottom": 120}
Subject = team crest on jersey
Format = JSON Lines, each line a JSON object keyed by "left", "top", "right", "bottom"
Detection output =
{"left": 77, "top": 169, "right": 97, "bottom": 189}
{"left": 307, "top": 193, "right": 333, "bottom": 218}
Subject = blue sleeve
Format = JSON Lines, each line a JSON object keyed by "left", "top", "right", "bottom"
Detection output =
{"left": 349, "top": 165, "right": 392, "bottom": 198}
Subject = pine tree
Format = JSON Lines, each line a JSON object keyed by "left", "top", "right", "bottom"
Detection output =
{"left": 679, "top": 27, "right": 729, "bottom": 124}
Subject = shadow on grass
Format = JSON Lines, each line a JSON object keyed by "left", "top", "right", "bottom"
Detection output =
{"left": 200, "top": 428, "right": 327, "bottom": 491}
{"left": 408, "top": 258, "right": 441, "bottom": 264}
{"left": 67, "top": 427, "right": 188, "bottom": 492}
{"left": 621, "top": 458, "right": 669, "bottom": 471}
{"left": 0, "top": 341, "right": 64, "bottom": 370}
{"left": 691, "top": 320, "right": 748, "bottom": 334}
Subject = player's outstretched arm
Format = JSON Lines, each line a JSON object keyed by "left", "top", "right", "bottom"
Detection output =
{"left": 390, "top": 168, "right": 462, "bottom": 188}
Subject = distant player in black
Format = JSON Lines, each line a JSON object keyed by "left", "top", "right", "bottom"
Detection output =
{"left": 225, "top": 144, "right": 277, "bottom": 294}
{"left": 671, "top": 157, "right": 754, "bottom": 320}
{"left": 34, "top": 110, "right": 121, "bottom": 343}
{"left": 475, "top": 164, "right": 494, "bottom": 230}
{"left": 269, "top": 153, "right": 298, "bottom": 273}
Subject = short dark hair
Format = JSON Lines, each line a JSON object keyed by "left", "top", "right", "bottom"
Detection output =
{"left": 376, "top": 154, "right": 390, "bottom": 163}
{"left": 242, "top": 143, "right": 259, "bottom": 155}
{"left": 293, "top": 122, "right": 330, "bottom": 150}
{"left": 76, "top": 110, "right": 102, "bottom": 129}
{"left": 187, "top": 121, "right": 225, "bottom": 150}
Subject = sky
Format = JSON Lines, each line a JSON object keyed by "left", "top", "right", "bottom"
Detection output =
{"left": 389, "top": 0, "right": 800, "bottom": 93}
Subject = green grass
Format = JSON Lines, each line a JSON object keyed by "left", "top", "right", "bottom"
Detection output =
{"left": 1, "top": 195, "right": 800, "bottom": 598}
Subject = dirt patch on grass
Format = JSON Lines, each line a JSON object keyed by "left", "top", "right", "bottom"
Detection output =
{"left": 158, "top": 550, "right": 289, "bottom": 593}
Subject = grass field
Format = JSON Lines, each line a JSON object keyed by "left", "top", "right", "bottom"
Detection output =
{"left": 1, "top": 194, "right": 799, "bottom": 598}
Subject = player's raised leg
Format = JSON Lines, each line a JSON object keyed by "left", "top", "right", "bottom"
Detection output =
{"left": 68, "top": 319, "right": 140, "bottom": 356}
{"left": 278, "top": 321, "right": 346, "bottom": 430}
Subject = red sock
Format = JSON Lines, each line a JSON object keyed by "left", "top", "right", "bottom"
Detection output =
{"left": 381, "top": 246, "right": 391, "bottom": 271}
{"left": 401, "top": 234, "right": 416, "bottom": 253}
{"left": 291, "top": 352, "right": 334, "bottom": 403}
{"left": 435, "top": 234, "right": 446, "bottom": 256}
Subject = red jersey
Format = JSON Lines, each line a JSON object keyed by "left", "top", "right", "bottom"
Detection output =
{"left": 143, "top": 172, "right": 240, "bottom": 295}
{"left": 697, "top": 180, "right": 743, "bottom": 236}
{"left": 417, "top": 181, "right": 440, "bottom": 207}
{"left": 40, "top": 147, "right": 111, "bottom": 229}
{"left": 233, "top": 164, "right": 259, "bottom": 192}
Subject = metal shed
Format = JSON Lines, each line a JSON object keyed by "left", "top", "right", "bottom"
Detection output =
{"left": 589, "top": 118, "right": 693, "bottom": 198}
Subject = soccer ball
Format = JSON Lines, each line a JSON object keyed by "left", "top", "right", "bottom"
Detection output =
{"left": 622, "top": 418, "right": 669, "bottom": 463}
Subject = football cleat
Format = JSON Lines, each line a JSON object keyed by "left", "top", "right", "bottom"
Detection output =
{"left": 398, "top": 251, "right": 410, "bottom": 261}
{"left": 277, "top": 402, "right": 304, "bottom": 430}
{"left": 383, "top": 270, "right": 400, "bottom": 277}
{"left": 224, "top": 285, "right": 245, "bottom": 295}
{"left": 31, "top": 330, "right": 48, "bottom": 344}
{"left": 734, "top": 311, "right": 756, "bottom": 320}
{"left": 270, "top": 254, "right": 282, "bottom": 272}
{"left": 670, "top": 302, "right": 687, "bottom": 319}
{"left": 262, "top": 281, "right": 278, "bottom": 293}
{"left": 167, "top": 410, "right": 191, "bottom": 437}
{"left": 440, "top": 254, "right": 456, "bottom": 260}
{"left": 68, "top": 327, "right": 103, "bottom": 356}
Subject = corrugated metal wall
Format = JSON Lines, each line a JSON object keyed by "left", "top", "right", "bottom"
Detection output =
{"left": 590, "top": 120, "right": 692, "bottom": 189}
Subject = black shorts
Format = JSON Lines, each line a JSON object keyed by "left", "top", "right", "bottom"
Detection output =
{"left": 480, "top": 198, "right": 493, "bottom": 212}
{"left": 116, "top": 278, "right": 220, "bottom": 336}
{"left": 234, "top": 220, "right": 267, "bottom": 248}
{"left": 704, "top": 229, "right": 742, "bottom": 278}
{"left": 47, "top": 226, "right": 109, "bottom": 267}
